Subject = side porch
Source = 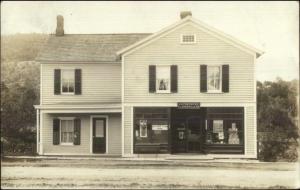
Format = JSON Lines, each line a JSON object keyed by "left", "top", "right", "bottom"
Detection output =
{"left": 34, "top": 103, "right": 122, "bottom": 156}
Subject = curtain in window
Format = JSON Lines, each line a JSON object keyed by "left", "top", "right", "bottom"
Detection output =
{"left": 208, "top": 66, "right": 220, "bottom": 91}
{"left": 61, "top": 120, "right": 74, "bottom": 143}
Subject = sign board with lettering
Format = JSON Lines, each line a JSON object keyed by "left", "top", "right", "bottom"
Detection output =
{"left": 152, "top": 125, "right": 168, "bottom": 130}
{"left": 177, "top": 102, "right": 201, "bottom": 109}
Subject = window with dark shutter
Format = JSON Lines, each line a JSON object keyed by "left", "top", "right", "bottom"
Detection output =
{"left": 171, "top": 65, "right": 178, "bottom": 93}
{"left": 75, "top": 69, "right": 82, "bottom": 95}
{"left": 74, "top": 118, "right": 81, "bottom": 145}
{"left": 53, "top": 118, "right": 60, "bottom": 145}
{"left": 200, "top": 65, "right": 207, "bottom": 92}
{"left": 222, "top": 65, "right": 229, "bottom": 93}
{"left": 54, "top": 69, "right": 61, "bottom": 95}
{"left": 149, "top": 65, "right": 156, "bottom": 93}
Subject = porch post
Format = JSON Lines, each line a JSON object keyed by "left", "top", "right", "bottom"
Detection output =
{"left": 36, "top": 109, "right": 40, "bottom": 154}
{"left": 40, "top": 110, "right": 43, "bottom": 155}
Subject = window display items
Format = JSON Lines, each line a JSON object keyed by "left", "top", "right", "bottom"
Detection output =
{"left": 213, "top": 120, "right": 223, "bottom": 133}
{"left": 178, "top": 131, "right": 184, "bottom": 140}
{"left": 139, "top": 120, "right": 148, "bottom": 138}
{"left": 228, "top": 123, "right": 240, "bottom": 144}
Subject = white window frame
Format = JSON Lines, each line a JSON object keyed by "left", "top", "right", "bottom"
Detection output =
{"left": 59, "top": 118, "right": 75, "bottom": 146}
{"left": 61, "top": 69, "right": 75, "bottom": 95}
{"left": 156, "top": 65, "right": 171, "bottom": 94}
{"left": 207, "top": 65, "right": 222, "bottom": 93}
{"left": 180, "top": 34, "right": 196, "bottom": 44}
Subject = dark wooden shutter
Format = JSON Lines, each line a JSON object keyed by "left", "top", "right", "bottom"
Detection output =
{"left": 222, "top": 65, "right": 229, "bottom": 93}
{"left": 54, "top": 69, "right": 61, "bottom": 95}
{"left": 53, "top": 118, "right": 60, "bottom": 145}
{"left": 149, "top": 65, "right": 156, "bottom": 93}
{"left": 171, "top": 65, "right": 178, "bottom": 93}
{"left": 74, "top": 118, "right": 81, "bottom": 145}
{"left": 75, "top": 69, "right": 82, "bottom": 95}
{"left": 200, "top": 65, "right": 207, "bottom": 92}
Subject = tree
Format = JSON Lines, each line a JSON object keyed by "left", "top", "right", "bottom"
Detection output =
{"left": 1, "top": 34, "right": 46, "bottom": 154}
{"left": 257, "top": 78, "right": 299, "bottom": 161}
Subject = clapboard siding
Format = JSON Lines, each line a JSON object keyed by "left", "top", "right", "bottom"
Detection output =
{"left": 124, "top": 23, "right": 255, "bottom": 103}
{"left": 124, "top": 106, "right": 132, "bottom": 154}
{"left": 41, "top": 113, "right": 122, "bottom": 155}
{"left": 41, "top": 63, "right": 121, "bottom": 104}
{"left": 107, "top": 114, "right": 122, "bottom": 155}
{"left": 245, "top": 106, "right": 256, "bottom": 156}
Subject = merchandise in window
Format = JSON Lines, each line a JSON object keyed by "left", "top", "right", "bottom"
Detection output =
{"left": 139, "top": 120, "right": 148, "bottom": 138}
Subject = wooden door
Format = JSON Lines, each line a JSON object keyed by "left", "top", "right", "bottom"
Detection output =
{"left": 92, "top": 118, "right": 106, "bottom": 153}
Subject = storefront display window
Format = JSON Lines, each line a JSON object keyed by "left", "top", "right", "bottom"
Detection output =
{"left": 205, "top": 107, "right": 244, "bottom": 151}
{"left": 206, "top": 120, "right": 243, "bottom": 145}
{"left": 134, "top": 108, "right": 170, "bottom": 153}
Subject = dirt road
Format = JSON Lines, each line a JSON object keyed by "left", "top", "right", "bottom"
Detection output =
{"left": 1, "top": 158, "right": 299, "bottom": 189}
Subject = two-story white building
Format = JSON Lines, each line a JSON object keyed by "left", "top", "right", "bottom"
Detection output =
{"left": 34, "top": 12, "right": 263, "bottom": 159}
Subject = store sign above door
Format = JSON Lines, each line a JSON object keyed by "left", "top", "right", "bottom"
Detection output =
{"left": 177, "top": 102, "right": 201, "bottom": 109}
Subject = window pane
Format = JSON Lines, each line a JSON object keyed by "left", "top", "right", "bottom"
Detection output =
{"left": 61, "top": 120, "right": 74, "bottom": 143}
{"left": 68, "top": 82, "right": 74, "bottom": 92}
{"left": 156, "top": 66, "right": 170, "bottom": 92}
{"left": 157, "top": 79, "right": 169, "bottom": 90}
{"left": 182, "top": 35, "right": 195, "bottom": 43}
{"left": 61, "top": 70, "right": 75, "bottom": 93}
{"left": 95, "top": 120, "right": 104, "bottom": 137}
{"left": 62, "top": 82, "right": 69, "bottom": 92}
{"left": 139, "top": 120, "right": 147, "bottom": 138}
{"left": 62, "top": 70, "right": 74, "bottom": 80}
{"left": 208, "top": 66, "right": 221, "bottom": 91}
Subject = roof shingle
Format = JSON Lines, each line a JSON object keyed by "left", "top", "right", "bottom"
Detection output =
{"left": 36, "top": 33, "right": 151, "bottom": 62}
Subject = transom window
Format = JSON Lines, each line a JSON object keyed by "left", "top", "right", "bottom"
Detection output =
{"left": 207, "top": 66, "right": 221, "bottom": 92}
{"left": 60, "top": 119, "right": 74, "bottom": 144}
{"left": 181, "top": 34, "right": 196, "bottom": 43}
{"left": 156, "top": 66, "right": 170, "bottom": 93}
{"left": 61, "top": 69, "right": 75, "bottom": 94}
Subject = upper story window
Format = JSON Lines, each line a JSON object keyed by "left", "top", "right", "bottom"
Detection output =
{"left": 207, "top": 66, "right": 222, "bottom": 92}
{"left": 60, "top": 119, "right": 74, "bottom": 145}
{"left": 156, "top": 66, "right": 170, "bottom": 93}
{"left": 181, "top": 34, "right": 196, "bottom": 44}
{"left": 61, "top": 69, "right": 75, "bottom": 94}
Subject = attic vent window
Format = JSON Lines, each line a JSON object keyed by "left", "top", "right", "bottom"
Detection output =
{"left": 181, "top": 34, "right": 196, "bottom": 44}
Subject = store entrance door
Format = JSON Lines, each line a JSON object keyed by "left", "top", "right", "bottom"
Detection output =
{"left": 171, "top": 108, "right": 206, "bottom": 154}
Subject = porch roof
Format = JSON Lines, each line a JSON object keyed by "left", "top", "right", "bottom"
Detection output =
{"left": 34, "top": 103, "right": 121, "bottom": 113}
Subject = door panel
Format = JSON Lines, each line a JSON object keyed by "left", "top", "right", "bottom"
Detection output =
{"left": 93, "top": 118, "right": 106, "bottom": 153}
{"left": 171, "top": 108, "right": 206, "bottom": 154}
{"left": 172, "top": 119, "right": 187, "bottom": 153}
{"left": 186, "top": 116, "right": 204, "bottom": 153}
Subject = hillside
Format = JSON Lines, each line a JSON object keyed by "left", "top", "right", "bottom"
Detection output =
{"left": 1, "top": 33, "right": 48, "bottom": 62}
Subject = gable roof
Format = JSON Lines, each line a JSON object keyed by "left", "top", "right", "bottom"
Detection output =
{"left": 35, "top": 33, "right": 151, "bottom": 62}
{"left": 117, "top": 16, "right": 264, "bottom": 58}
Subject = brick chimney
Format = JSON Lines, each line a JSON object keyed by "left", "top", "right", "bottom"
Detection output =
{"left": 56, "top": 15, "right": 64, "bottom": 36}
{"left": 180, "top": 11, "right": 192, "bottom": 19}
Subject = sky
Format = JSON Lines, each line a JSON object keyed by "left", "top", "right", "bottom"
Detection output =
{"left": 1, "top": 1, "right": 299, "bottom": 82}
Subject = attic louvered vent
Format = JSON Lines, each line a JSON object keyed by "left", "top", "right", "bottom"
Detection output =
{"left": 181, "top": 34, "right": 196, "bottom": 44}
